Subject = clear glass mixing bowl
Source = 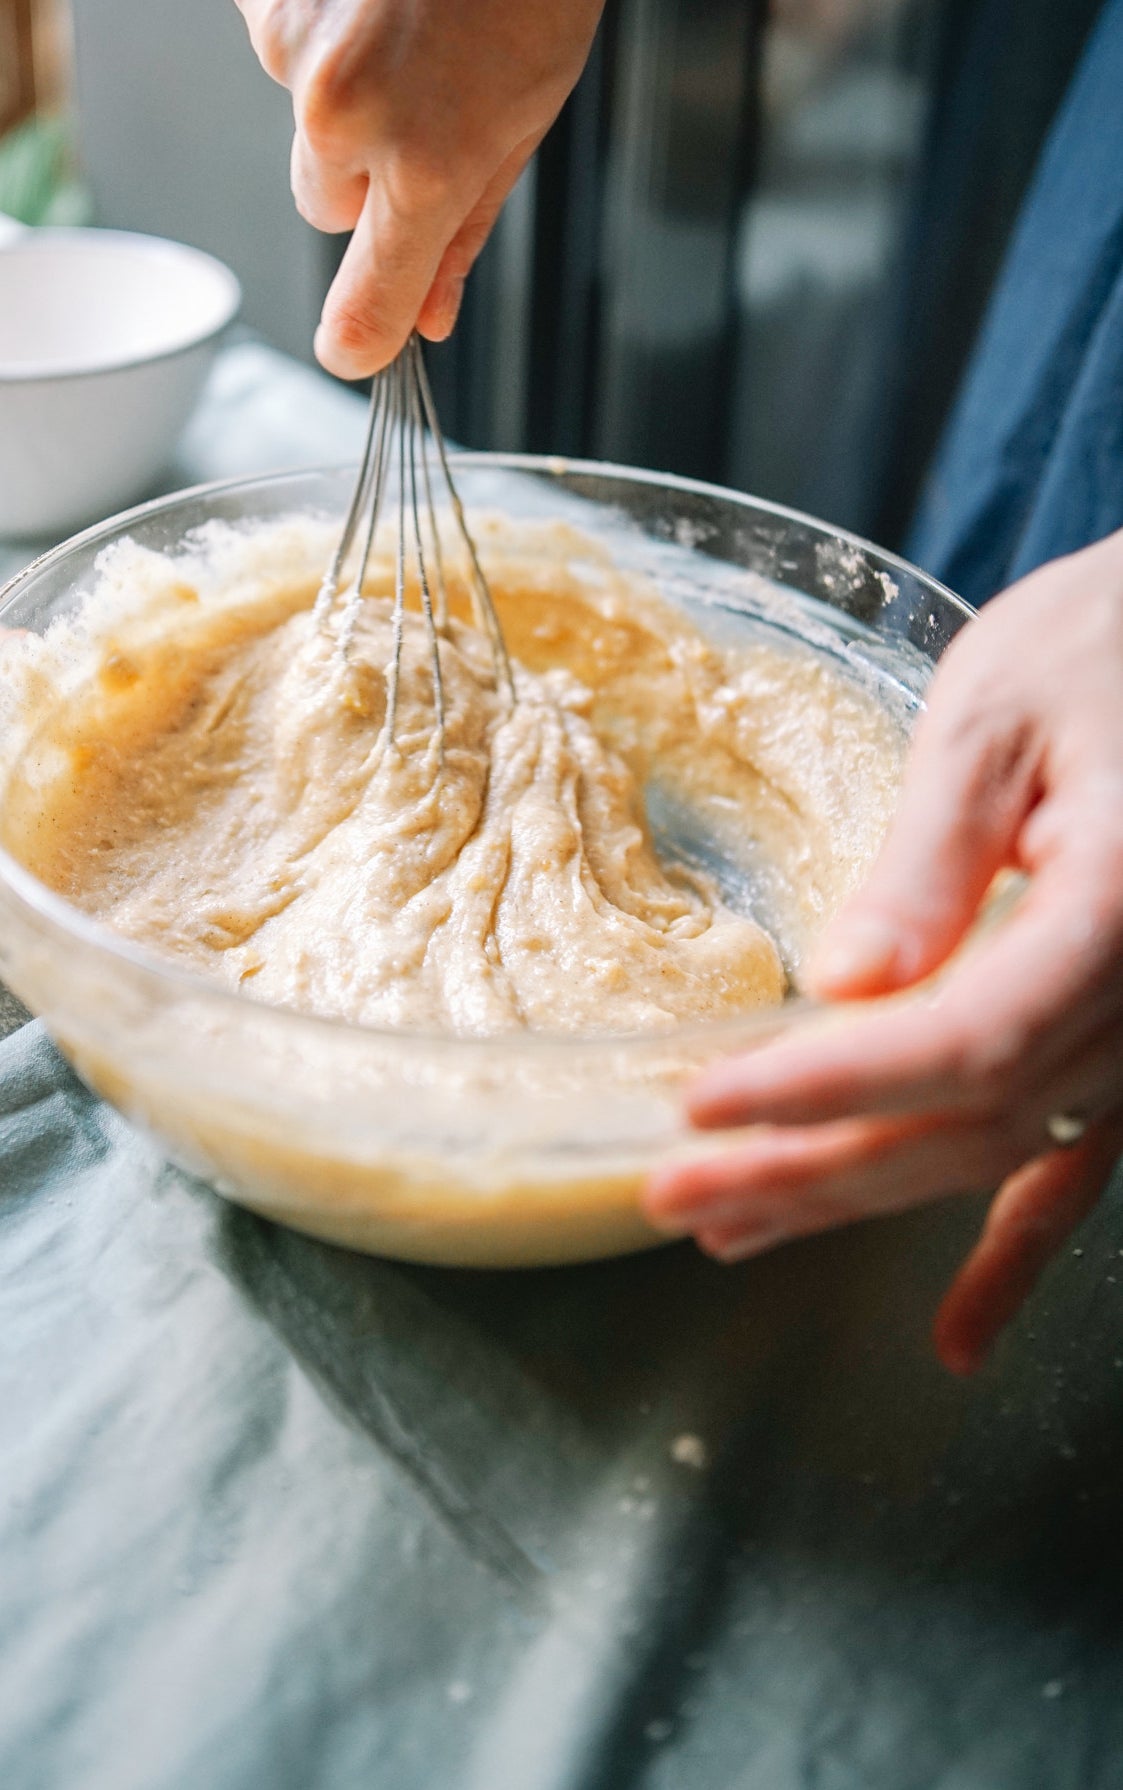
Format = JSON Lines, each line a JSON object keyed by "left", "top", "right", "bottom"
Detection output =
{"left": 0, "top": 458, "right": 973, "bottom": 1265}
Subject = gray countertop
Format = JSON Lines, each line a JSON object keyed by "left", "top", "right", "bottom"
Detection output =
{"left": 1, "top": 344, "right": 1121, "bottom": 1790}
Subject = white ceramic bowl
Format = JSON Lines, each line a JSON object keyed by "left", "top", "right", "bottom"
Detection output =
{"left": 0, "top": 227, "right": 240, "bottom": 537}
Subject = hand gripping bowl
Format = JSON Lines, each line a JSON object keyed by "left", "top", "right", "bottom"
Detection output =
{"left": 0, "top": 460, "right": 973, "bottom": 1266}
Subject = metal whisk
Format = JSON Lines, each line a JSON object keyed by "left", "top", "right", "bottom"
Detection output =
{"left": 313, "top": 333, "right": 516, "bottom": 751}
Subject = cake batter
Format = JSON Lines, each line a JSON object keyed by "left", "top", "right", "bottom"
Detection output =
{"left": 0, "top": 518, "right": 903, "bottom": 1040}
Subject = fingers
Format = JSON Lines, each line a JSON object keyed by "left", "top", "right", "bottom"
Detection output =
{"left": 415, "top": 135, "right": 541, "bottom": 342}
{"left": 646, "top": 1110, "right": 1119, "bottom": 1375}
{"left": 315, "top": 137, "right": 538, "bottom": 371}
{"left": 647, "top": 1022, "right": 1123, "bottom": 1248}
{"left": 687, "top": 997, "right": 948, "bottom": 1131}
{"left": 314, "top": 170, "right": 465, "bottom": 377}
{"left": 414, "top": 182, "right": 514, "bottom": 344}
{"left": 644, "top": 1113, "right": 985, "bottom": 1250}
{"left": 688, "top": 846, "right": 1123, "bottom": 1132}
{"left": 933, "top": 1120, "right": 1122, "bottom": 1374}
{"left": 680, "top": 1122, "right": 1119, "bottom": 1371}
{"left": 809, "top": 668, "right": 1041, "bottom": 1001}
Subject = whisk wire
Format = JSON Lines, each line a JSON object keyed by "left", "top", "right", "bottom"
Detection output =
{"left": 411, "top": 351, "right": 449, "bottom": 632}
{"left": 352, "top": 365, "right": 395, "bottom": 602}
{"left": 318, "top": 334, "right": 512, "bottom": 751}
{"left": 313, "top": 375, "right": 383, "bottom": 627}
{"left": 405, "top": 362, "right": 446, "bottom": 751}
{"left": 337, "top": 369, "right": 394, "bottom": 660}
{"left": 412, "top": 340, "right": 516, "bottom": 706}
{"left": 385, "top": 358, "right": 408, "bottom": 746}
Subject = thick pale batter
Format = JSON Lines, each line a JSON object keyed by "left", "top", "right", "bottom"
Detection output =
{"left": 0, "top": 517, "right": 904, "bottom": 1040}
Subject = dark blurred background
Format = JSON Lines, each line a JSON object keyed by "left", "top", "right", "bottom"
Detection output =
{"left": 1, "top": 0, "right": 1105, "bottom": 548}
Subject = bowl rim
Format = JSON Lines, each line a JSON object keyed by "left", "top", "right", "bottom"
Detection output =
{"left": 0, "top": 453, "right": 975, "bottom": 1058}
{"left": 0, "top": 226, "right": 242, "bottom": 384}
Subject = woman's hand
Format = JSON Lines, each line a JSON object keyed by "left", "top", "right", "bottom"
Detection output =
{"left": 645, "top": 529, "right": 1123, "bottom": 1373}
{"left": 235, "top": 0, "right": 604, "bottom": 377}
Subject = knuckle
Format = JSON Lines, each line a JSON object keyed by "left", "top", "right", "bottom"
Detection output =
{"left": 913, "top": 1011, "right": 1010, "bottom": 1110}
{"left": 955, "top": 1022, "right": 1036, "bottom": 1110}
{"left": 292, "top": 181, "right": 329, "bottom": 230}
{"left": 922, "top": 699, "right": 1040, "bottom": 839}
{"left": 241, "top": 4, "right": 298, "bottom": 84}
{"left": 256, "top": 20, "right": 293, "bottom": 82}
{"left": 930, "top": 697, "right": 1032, "bottom": 786}
{"left": 298, "top": 38, "right": 372, "bottom": 159}
{"left": 290, "top": 161, "right": 360, "bottom": 234}
{"left": 299, "top": 80, "right": 353, "bottom": 161}
{"left": 381, "top": 150, "right": 460, "bottom": 222}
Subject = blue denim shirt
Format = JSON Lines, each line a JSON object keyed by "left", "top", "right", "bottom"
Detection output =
{"left": 909, "top": 0, "right": 1123, "bottom": 605}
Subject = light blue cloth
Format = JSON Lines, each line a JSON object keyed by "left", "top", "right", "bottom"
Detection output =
{"left": 909, "top": 0, "right": 1123, "bottom": 603}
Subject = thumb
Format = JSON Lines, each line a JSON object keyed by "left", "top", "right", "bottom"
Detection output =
{"left": 808, "top": 702, "right": 1039, "bottom": 999}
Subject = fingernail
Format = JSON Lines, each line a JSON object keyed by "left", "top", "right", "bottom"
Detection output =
{"left": 642, "top": 1179, "right": 697, "bottom": 1234}
{"left": 708, "top": 1225, "right": 788, "bottom": 1263}
{"left": 939, "top": 1343, "right": 983, "bottom": 1378}
{"left": 642, "top": 1167, "right": 739, "bottom": 1234}
{"left": 431, "top": 277, "right": 464, "bottom": 340}
{"left": 809, "top": 915, "right": 900, "bottom": 993}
